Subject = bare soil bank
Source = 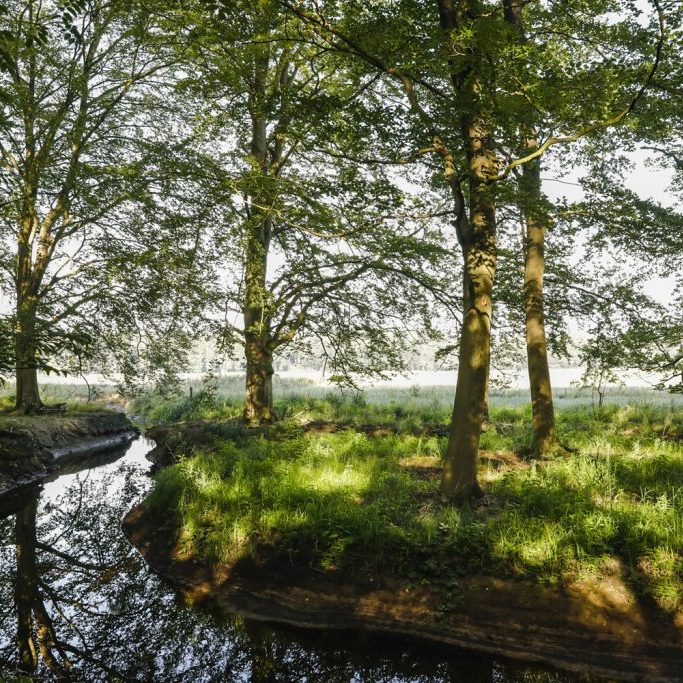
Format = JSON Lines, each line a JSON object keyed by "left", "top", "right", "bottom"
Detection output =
{"left": 0, "top": 412, "right": 138, "bottom": 497}
{"left": 123, "top": 502, "right": 683, "bottom": 683}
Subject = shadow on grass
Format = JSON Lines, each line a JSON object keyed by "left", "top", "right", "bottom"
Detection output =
{"left": 145, "top": 426, "right": 682, "bottom": 604}
{"left": 132, "top": 408, "right": 683, "bottom": 678}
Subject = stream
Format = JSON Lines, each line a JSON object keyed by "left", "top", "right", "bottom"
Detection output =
{"left": 0, "top": 437, "right": 602, "bottom": 682}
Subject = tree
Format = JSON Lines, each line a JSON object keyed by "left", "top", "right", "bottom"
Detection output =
{"left": 273, "top": 0, "right": 669, "bottom": 500}
{"left": 182, "top": 0, "right": 456, "bottom": 424}
{"left": 565, "top": 178, "right": 683, "bottom": 394}
{"left": 500, "top": 0, "right": 556, "bottom": 454}
{"left": 0, "top": 0, "right": 209, "bottom": 412}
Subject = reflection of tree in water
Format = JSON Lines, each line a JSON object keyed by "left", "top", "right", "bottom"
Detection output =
{"left": 0, "top": 456, "right": 576, "bottom": 682}
{"left": 0, "top": 462, "right": 250, "bottom": 680}
{"left": 15, "top": 493, "right": 68, "bottom": 675}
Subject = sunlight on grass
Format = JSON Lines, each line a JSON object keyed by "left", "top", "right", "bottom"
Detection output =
{"left": 144, "top": 402, "right": 683, "bottom": 613}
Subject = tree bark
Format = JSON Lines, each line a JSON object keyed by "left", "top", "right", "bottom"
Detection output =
{"left": 15, "top": 362, "right": 42, "bottom": 416}
{"left": 14, "top": 231, "right": 43, "bottom": 415}
{"left": 14, "top": 309, "right": 42, "bottom": 414}
{"left": 243, "top": 332, "right": 275, "bottom": 424}
{"left": 442, "top": 129, "right": 497, "bottom": 502}
{"left": 437, "top": 0, "right": 498, "bottom": 503}
{"left": 242, "top": 47, "right": 276, "bottom": 425}
{"left": 242, "top": 217, "right": 275, "bottom": 424}
{"left": 503, "top": 0, "right": 556, "bottom": 454}
{"left": 523, "top": 151, "right": 556, "bottom": 455}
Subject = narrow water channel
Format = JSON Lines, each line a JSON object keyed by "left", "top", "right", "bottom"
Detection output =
{"left": 0, "top": 438, "right": 601, "bottom": 682}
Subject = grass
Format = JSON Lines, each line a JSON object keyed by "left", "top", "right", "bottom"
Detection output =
{"left": 0, "top": 394, "right": 115, "bottom": 414}
{"left": 131, "top": 379, "right": 683, "bottom": 431}
{"left": 143, "top": 400, "right": 683, "bottom": 614}
{"left": 0, "top": 381, "right": 121, "bottom": 414}
{"left": 2, "top": 374, "right": 681, "bottom": 420}
{"left": 2, "top": 377, "right": 681, "bottom": 610}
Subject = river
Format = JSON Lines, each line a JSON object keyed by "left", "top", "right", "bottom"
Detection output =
{"left": 0, "top": 437, "right": 603, "bottom": 681}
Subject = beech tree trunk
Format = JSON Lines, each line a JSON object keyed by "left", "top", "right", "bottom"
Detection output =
{"left": 464, "top": 273, "right": 490, "bottom": 422}
{"left": 438, "top": 0, "right": 498, "bottom": 503}
{"left": 242, "top": 50, "right": 275, "bottom": 425}
{"left": 442, "top": 171, "right": 497, "bottom": 502}
{"left": 14, "top": 258, "right": 42, "bottom": 415}
{"left": 243, "top": 334, "right": 275, "bottom": 424}
{"left": 503, "top": 0, "right": 556, "bottom": 454}
{"left": 523, "top": 152, "right": 556, "bottom": 455}
{"left": 14, "top": 161, "right": 44, "bottom": 414}
{"left": 15, "top": 363, "right": 42, "bottom": 416}
{"left": 242, "top": 219, "right": 275, "bottom": 424}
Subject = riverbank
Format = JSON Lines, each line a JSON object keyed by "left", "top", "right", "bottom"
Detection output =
{"left": 124, "top": 502, "right": 683, "bottom": 682}
{"left": 0, "top": 412, "right": 138, "bottom": 497}
{"left": 124, "top": 401, "right": 683, "bottom": 682}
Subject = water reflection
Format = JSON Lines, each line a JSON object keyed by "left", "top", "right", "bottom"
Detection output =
{"left": 0, "top": 439, "right": 596, "bottom": 682}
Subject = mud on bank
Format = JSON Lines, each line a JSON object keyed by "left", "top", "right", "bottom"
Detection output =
{"left": 0, "top": 412, "right": 138, "bottom": 497}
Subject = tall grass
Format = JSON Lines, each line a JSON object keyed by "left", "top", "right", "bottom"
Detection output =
{"left": 0, "top": 381, "right": 120, "bottom": 408}
{"left": 2, "top": 374, "right": 680, "bottom": 417}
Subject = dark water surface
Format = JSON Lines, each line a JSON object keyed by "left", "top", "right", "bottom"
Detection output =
{"left": 0, "top": 438, "right": 600, "bottom": 682}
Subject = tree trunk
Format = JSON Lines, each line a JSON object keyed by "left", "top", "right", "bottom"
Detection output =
{"left": 442, "top": 120, "right": 497, "bottom": 503}
{"left": 241, "top": 181, "right": 274, "bottom": 425}
{"left": 243, "top": 336, "right": 275, "bottom": 425}
{"left": 14, "top": 196, "right": 43, "bottom": 414}
{"left": 503, "top": 0, "right": 556, "bottom": 455}
{"left": 14, "top": 301, "right": 42, "bottom": 415}
{"left": 523, "top": 152, "right": 556, "bottom": 455}
{"left": 437, "top": 0, "right": 498, "bottom": 503}
{"left": 464, "top": 272, "right": 490, "bottom": 422}
{"left": 242, "top": 48, "right": 276, "bottom": 425}
{"left": 241, "top": 222, "right": 274, "bottom": 424}
{"left": 483, "top": 354, "right": 490, "bottom": 422}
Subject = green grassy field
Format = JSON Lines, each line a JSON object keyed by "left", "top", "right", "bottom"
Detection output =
{"left": 125, "top": 376, "right": 683, "bottom": 425}
{"left": 141, "top": 398, "right": 683, "bottom": 615}
{"left": 4, "top": 378, "right": 680, "bottom": 612}
{"left": 2, "top": 374, "right": 681, "bottom": 419}
{"left": 0, "top": 381, "right": 120, "bottom": 413}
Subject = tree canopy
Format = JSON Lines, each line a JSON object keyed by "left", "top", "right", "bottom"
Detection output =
{"left": 0, "top": 0, "right": 681, "bottom": 495}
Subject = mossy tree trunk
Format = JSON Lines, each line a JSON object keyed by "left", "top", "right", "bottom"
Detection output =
{"left": 242, "top": 186, "right": 276, "bottom": 424}
{"left": 243, "top": 223, "right": 275, "bottom": 424}
{"left": 242, "top": 46, "right": 278, "bottom": 425}
{"left": 14, "top": 315, "right": 42, "bottom": 416}
{"left": 14, "top": 204, "right": 43, "bottom": 415}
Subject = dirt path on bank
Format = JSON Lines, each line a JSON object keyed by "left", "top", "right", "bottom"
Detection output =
{"left": 123, "top": 504, "right": 683, "bottom": 682}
